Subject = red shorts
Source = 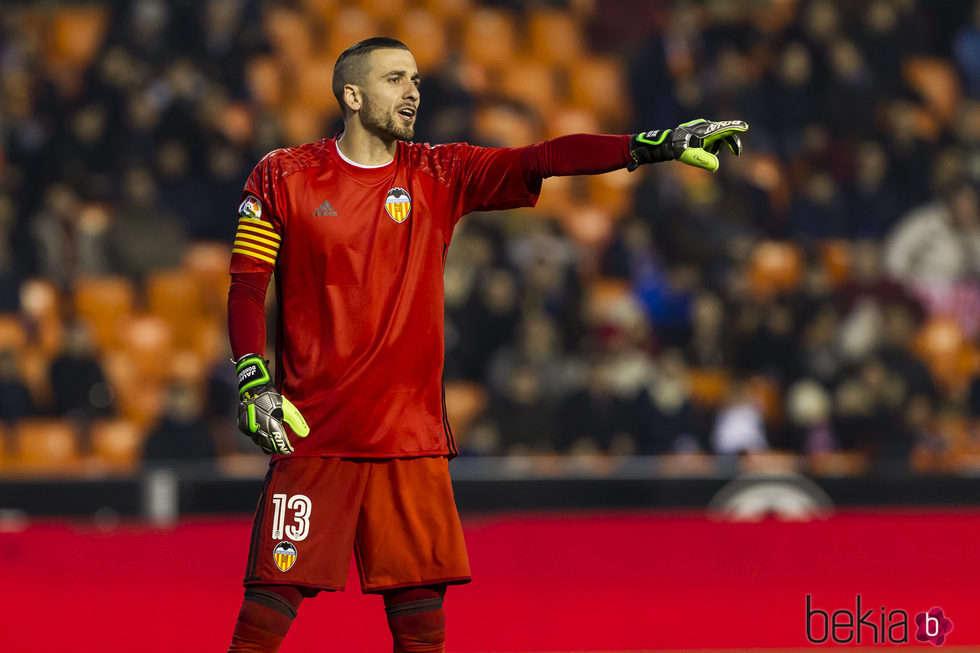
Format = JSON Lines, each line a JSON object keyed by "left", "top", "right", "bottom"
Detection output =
{"left": 243, "top": 456, "right": 471, "bottom": 593}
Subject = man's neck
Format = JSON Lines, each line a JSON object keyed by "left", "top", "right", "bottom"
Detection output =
{"left": 336, "top": 121, "right": 396, "bottom": 167}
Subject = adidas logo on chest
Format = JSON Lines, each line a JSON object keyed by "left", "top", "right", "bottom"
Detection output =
{"left": 313, "top": 200, "right": 338, "bottom": 216}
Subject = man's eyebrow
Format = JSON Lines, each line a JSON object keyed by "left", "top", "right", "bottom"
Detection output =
{"left": 384, "top": 70, "right": 422, "bottom": 81}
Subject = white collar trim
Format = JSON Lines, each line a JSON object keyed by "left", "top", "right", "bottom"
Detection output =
{"left": 335, "top": 137, "right": 394, "bottom": 169}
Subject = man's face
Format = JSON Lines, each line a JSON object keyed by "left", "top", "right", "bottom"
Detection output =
{"left": 356, "top": 48, "right": 420, "bottom": 141}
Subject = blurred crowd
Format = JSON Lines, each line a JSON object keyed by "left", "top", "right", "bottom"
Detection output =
{"left": 2, "top": 0, "right": 980, "bottom": 472}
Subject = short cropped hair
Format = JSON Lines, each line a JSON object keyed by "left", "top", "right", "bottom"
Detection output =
{"left": 332, "top": 37, "right": 410, "bottom": 115}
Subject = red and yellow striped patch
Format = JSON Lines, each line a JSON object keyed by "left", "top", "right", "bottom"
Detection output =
{"left": 273, "top": 541, "right": 297, "bottom": 572}
{"left": 233, "top": 218, "right": 281, "bottom": 266}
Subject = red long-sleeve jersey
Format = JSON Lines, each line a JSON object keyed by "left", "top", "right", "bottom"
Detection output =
{"left": 228, "top": 134, "right": 631, "bottom": 459}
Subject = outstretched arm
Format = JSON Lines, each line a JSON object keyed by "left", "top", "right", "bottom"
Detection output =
{"left": 519, "top": 119, "right": 749, "bottom": 184}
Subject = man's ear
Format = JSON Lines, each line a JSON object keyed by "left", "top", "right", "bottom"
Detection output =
{"left": 343, "top": 84, "right": 361, "bottom": 113}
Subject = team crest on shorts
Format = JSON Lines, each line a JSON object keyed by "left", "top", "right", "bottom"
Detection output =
{"left": 384, "top": 187, "right": 411, "bottom": 223}
{"left": 273, "top": 541, "right": 297, "bottom": 572}
{"left": 239, "top": 194, "right": 262, "bottom": 220}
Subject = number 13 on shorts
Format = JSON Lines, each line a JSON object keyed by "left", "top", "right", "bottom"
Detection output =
{"left": 270, "top": 493, "right": 311, "bottom": 541}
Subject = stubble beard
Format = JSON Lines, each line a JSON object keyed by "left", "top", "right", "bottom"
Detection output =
{"left": 362, "top": 95, "right": 414, "bottom": 142}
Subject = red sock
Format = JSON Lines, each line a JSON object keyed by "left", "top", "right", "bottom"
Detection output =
{"left": 227, "top": 586, "right": 304, "bottom": 652}
{"left": 383, "top": 586, "right": 447, "bottom": 653}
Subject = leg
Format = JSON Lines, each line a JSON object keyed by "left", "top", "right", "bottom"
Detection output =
{"left": 383, "top": 584, "right": 448, "bottom": 653}
{"left": 227, "top": 585, "right": 304, "bottom": 652}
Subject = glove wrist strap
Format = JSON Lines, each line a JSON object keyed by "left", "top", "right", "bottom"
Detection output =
{"left": 628, "top": 130, "right": 674, "bottom": 170}
{"left": 235, "top": 354, "right": 271, "bottom": 397}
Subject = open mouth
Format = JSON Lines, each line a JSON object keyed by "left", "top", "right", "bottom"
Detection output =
{"left": 397, "top": 107, "right": 416, "bottom": 122}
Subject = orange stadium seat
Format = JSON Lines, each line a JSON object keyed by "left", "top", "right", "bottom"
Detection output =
{"left": 0, "top": 314, "right": 28, "bottom": 351}
{"left": 170, "top": 349, "right": 208, "bottom": 389}
{"left": 46, "top": 6, "right": 108, "bottom": 70}
{"left": 20, "top": 278, "right": 63, "bottom": 355}
{"left": 357, "top": 0, "right": 409, "bottom": 23}
{"left": 558, "top": 204, "right": 614, "bottom": 251}
{"left": 90, "top": 419, "right": 145, "bottom": 472}
{"left": 808, "top": 451, "right": 871, "bottom": 477}
{"left": 264, "top": 8, "right": 314, "bottom": 66}
{"left": 534, "top": 176, "right": 573, "bottom": 216}
{"left": 421, "top": 0, "right": 471, "bottom": 20}
{"left": 184, "top": 317, "right": 224, "bottom": 364}
{"left": 745, "top": 375, "right": 783, "bottom": 424}
{"left": 443, "top": 381, "right": 488, "bottom": 442}
{"left": 543, "top": 106, "right": 600, "bottom": 140}
{"left": 299, "top": 0, "right": 341, "bottom": 21}
{"left": 498, "top": 61, "right": 560, "bottom": 116}
{"left": 182, "top": 242, "right": 231, "bottom": 320}
{"left": 146, "top": 269, "right": 205, "bottom": 348}
{"left": 103, "top": 351, "right": 168, "bottom": 426}
{"left": 912, "top": 317, "right": 965, "bottom": 366}
{"left": 568, "top": 57, "right": 630, "bottom": 128}
{"left": 526, "top": 9, "right": 585, "bottom": 65}
{"left": 686, "top": 368, "right": 732, "bottom": 408}
{"left": 246, "top": 56, "right": 283, "bottom": 110}
{"left": 14, "top": 419, "right": 81, "bottom": 473}
{"left": 472, "top": 104, "right": 539, "bottom": 148}
{"left": 395, "top": 10, "right": 449, "bottom": 72}
{"left": 280, "top": 103, "right": 325, "bottom": 147}
{"left": 817, "top": 239, "right": 853, "bottom": 289}
{"left": 585, "top": 277, "right": 631, "bottom": 323}
{"left": 19, "top": 347, "right": 52, "bottom": 409}
{"left": 903, "top": 57, "right": 962, "bottom": 127}
{"left": 747, "top": 241, "right": 804, "bottom": 299}
{"left": 114, "top": 315, "right": 175, "bottom": 380}
{"left": 296, "top": 57, "right": 342, "bottom": 114}
{"left": 327, "top": 8, "right": 380, "bottom": 61}
{"left": 462, "top": 8, "right": 518, "bottom": 70}
{"left": 74, "top": 276, "right": 135, "bottom": 350}
{"left": 587, "top": 167, "right": 639, "bottom": 215}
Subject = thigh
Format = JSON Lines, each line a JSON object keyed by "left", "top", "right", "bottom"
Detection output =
{"left": 355, "top": 456, "right": 471, "bottom": 593}
{"left": 244, "top": 457, "right": 369, "bottom": 592}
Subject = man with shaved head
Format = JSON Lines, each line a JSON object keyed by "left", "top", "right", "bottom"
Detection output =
{"left": 225, "top": 37, "right": 747, "bottom": 651}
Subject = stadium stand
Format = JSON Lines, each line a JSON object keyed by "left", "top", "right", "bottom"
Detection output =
{"left": 1, "top": 0, "right": 980, "bottom": 476}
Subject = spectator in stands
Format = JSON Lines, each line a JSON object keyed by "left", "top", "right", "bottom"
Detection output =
{"left": 637, "top": 349, "right": 702, "bottom": 454}
{"left": 31, "top": 184, "right": 112, "bottom": 286}
{"left": 449, "top": 267, "right": 521, "bottom": 381}
{"left": 847, "top": 142, "right": 901, "bottom": 238}
{"left": 143, "top": 381, "right": 217, "bottom": 466}
{"left": 485, "top": 362, "right": 558, "bottom": 454}
{"left": 0, "top": 196, "right": 24, "bottom": 311}
{"left": 785, "top": 379, "right": 838, "bottom": 453}
{"left": 884, "top": 180, "right": 980, "bottom": 284}
{"left": 488, "top": 313, "right": 571, "bottom": 402}
{"left": 953, "top": 0, "right": 980, "bottom": 98}
{"left": 711, "top": 379, "right": 768, "bottom": 455}
{"left": 0, "top": 348, "right": 35, "bottom": 426}
{"left": 105, "top": 167, "right": 187, "bottom": 281}
{"left": 682, "top": 291, "right": 730, "bottom": 368}
{"left": 48, "top": 321, "right": 113, "bottom": 422}
{"left": 559, "top": 358, "right": 641, "bottom": 454}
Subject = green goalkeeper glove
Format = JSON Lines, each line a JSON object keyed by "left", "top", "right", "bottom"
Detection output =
{"left": 235, "top": 354, "right": 309, "bottom": 455}
{"left": 627, "top": 118, "right": 748, "bottom": 172}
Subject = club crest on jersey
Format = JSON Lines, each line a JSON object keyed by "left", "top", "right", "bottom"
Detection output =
{"left": 384, "top": 187, "right": 411, "bottom": 223}
{"left": 239, "top": 195, "right": 262, "bottom": 220}
{"left": 273, "top": 541, "right": 297, "bottom": 572}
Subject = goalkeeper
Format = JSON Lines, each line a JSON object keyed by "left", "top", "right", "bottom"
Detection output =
{"left": 226, "top": 36, "right": 747, "bottom": 653}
